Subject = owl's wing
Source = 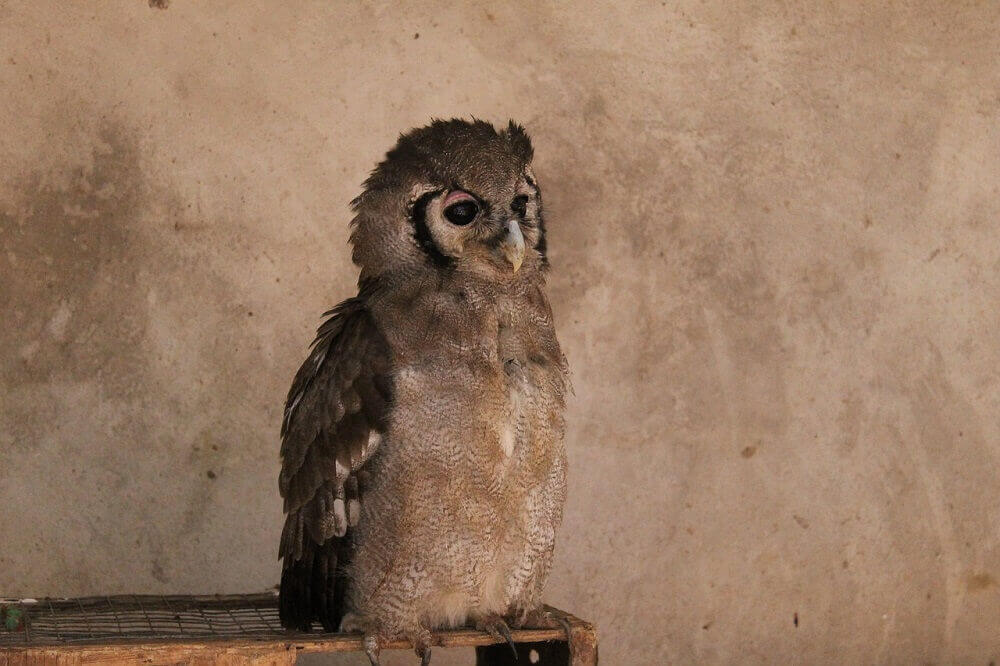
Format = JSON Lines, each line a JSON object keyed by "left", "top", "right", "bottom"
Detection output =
{"left": 277, "top": 295, "right": 392, "bottom": 631}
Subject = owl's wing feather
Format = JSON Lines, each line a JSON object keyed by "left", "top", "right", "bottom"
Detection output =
{"left": 278, "top": 295, "right": 392, "bottom": 631}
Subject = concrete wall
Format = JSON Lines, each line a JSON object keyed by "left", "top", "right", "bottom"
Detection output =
{"left": 2, "top": 2, "right": 999, "bottom": 663}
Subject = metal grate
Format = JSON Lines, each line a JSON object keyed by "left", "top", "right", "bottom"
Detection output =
{"left": 0, "top": 593, "right": 296, "bottom": 646}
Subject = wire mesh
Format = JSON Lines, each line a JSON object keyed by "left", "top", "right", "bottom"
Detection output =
{"left": 0, "top": 593, "right": 292, "bottom": 646}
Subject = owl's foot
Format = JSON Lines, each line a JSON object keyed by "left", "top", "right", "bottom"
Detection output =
{"left": 512, "top": 607, "right": 573, "bottom": 654}
{"left": 514, "top": 607, "right": 568, "bottom": 631}
{"left": 414, "top": 642, "right": 432, "bottom": 665}
{"left": 475, "top": 614, "right": 517, "bottom": 660}
{"left": 411, "top": 627, "right": 434, "bottom": 666}
{"left": 362, "top": 633, "right": 382, "bottom": 666}
{"left": 339, "top": 614, "right": 387, "bottom": 666}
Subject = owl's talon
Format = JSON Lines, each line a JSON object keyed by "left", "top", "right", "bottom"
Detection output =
{"left": 551, "top": 614, "right": 573, "bottom": 643}
{"left": 413, "top": 629, "right": 434, "bottom": 665}
{"left": 496, "top": 622, "right": 517, "bottom": 660}
{"left": 516, "top": 608, "right": 573, "bottom": 659}
{"left": 476, "top": 615, "right": 517, "bottom": 660}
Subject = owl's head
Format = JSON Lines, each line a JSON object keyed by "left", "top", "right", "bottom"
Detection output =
{"left": 349, "top": 119, "right": 546, "bottom": 284}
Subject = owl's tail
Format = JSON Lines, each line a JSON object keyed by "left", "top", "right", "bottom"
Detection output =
{"left": 279, "top": 535, "right": 346, "bottom": 632}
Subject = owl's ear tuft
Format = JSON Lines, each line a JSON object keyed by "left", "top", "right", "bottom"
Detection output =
{"left": 505, "top": 121, "right": 534, "bottom": 163}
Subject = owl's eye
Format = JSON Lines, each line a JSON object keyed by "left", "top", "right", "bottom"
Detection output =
{"left": 443, "top": 200, "right": 479, "bottom": 226}
{"left": 511, "top": 195, "right": 529, "bottom": 217}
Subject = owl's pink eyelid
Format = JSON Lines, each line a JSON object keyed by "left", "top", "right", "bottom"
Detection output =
{"left": 443, "top": 190, "right": 475, "bottom": 206}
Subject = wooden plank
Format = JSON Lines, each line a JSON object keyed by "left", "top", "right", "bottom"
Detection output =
{"left": 1, "top": 596, "right": 595, "bottom": 665}
{"left": 1, "top": 644, "right": 297, "bottom": 665}
{"left": 0, "top": 626, "right": 565, "bottom": 651}
{"left": 0, "top": 628, "right": 570, "bottom": 665}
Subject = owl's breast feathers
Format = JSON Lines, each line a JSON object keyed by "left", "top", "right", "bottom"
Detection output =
{"left": 372, "top": 277, "right": 568, "bottom": 490}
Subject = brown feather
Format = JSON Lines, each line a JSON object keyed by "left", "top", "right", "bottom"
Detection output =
{"left": 278, "top": 293, "right": 392, "bottom": 631}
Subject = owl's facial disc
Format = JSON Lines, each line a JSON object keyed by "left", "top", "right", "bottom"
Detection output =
{"left": 410, "top": 183, "right": 538, "bottom": 277}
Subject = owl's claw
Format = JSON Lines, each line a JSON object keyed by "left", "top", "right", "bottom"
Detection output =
{"left": 553, "top": 614, "right": 573, "bottom": 644}
{"left": 476, "top": 615, "right": 517, "bottom": 660}
{"left": 413, "top": 628, "right": 434, "bottom": 665}
{"left": 545, "top": 612, "right": 573, "bottom": 643}
{"left": 515, "top": 608, "right": 573, "bottom": 658}
{"left": 519, "top": 607, "right": 570, "bottom": 633}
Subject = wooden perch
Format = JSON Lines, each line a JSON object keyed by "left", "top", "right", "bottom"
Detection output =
{"left": 0, "top": 594, "right": 596, "bottom": 665}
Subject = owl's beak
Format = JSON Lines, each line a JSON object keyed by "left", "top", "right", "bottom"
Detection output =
{"left": 500, "top": 219, "right": 525, "bottom": 273}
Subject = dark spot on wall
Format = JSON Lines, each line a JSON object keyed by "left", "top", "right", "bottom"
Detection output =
{"left": 150, "top": 560, "right": 168, "bottom": 583}
{"left": 583, "top": 94, "right": 608, "bottom": 121}
{"left": 148, "top": 0, "right": 169, "bottom": 9}
{"left": 740, "top": 445, "right": 757, "bottom": 458}
{"left": 173, "top": 75, "right": 190, "bottom": 100}
{"left": 206, "top": 470, "right": 217, "bottom": 480}
{"left": 836, "top": 393, "right": 864, "bottom": 455}
{"left": 966, "top": 572, "right": 996, "bottom": 591}
{"left": 0, "top": 123, "right": 150, "bottom": 397}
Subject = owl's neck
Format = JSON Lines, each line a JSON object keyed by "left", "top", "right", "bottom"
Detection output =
{"left": 368, "top": 269, "right": 556, "bottom": 366}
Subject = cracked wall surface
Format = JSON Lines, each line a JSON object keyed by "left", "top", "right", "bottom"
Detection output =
{"left": 2, "top": 2, "right": 1000, "bottom": 664}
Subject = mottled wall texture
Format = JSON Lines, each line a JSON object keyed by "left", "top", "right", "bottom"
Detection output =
{"left": 2, "top": 2, "right": 999, "bottom": 664}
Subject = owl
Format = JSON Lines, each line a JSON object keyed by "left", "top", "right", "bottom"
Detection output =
{"left": 278, "top": 119, "right": 569, "bottom": 665}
